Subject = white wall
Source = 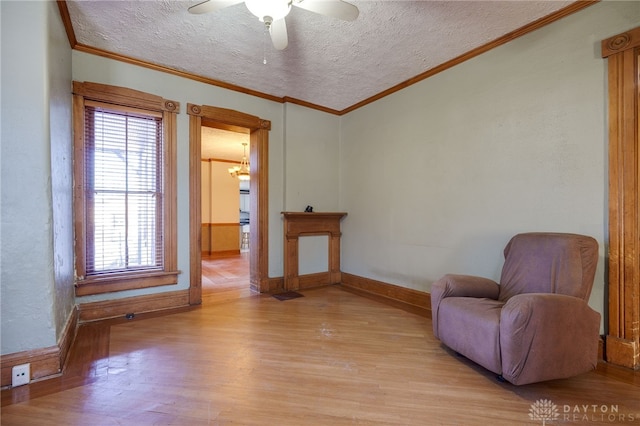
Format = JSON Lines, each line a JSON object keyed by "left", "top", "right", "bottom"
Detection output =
{"left": 201, "top": 160, "right": 241, "bottom": 224}
{"left": 1, "top": 1, "right": 73, "bottom": 354}
{"left": 210, "top": 161, "right": 240, "bottom": 223}
{"left": 284, "top": 103, "right": 341, "bottom": 211}
{"left": 339, "top": 1, "right": 640, "bottom": 331}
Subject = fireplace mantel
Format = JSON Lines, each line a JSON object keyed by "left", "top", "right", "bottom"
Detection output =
{"left": 281, "top": 212, "right": 347, "bottom": 291}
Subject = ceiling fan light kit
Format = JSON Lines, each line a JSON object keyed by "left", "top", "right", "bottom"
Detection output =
{"left": 188, "top": 0, "right": 359, "bottom": 51}
{"left": 245, "top": 0, "right": 292, "bottom": 23}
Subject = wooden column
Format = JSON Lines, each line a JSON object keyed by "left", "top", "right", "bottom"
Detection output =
{"left": 602, "top": 27, "right": 640, "bottom": 370}
{"left": 282, "top": 212, "right": 347, "bottom": 291}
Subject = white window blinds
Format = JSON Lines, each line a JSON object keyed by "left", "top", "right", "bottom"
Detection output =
{"left": 83, "top": 104, "right": 164, "bottom": 276}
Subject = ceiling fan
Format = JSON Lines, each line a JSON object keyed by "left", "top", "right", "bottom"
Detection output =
{"left": 188, "top": 0, "right": 359, "bottom": 50}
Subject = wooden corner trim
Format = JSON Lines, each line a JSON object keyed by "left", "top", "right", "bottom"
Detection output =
{"left": 57, "top": 306, "right": 79, "bottom": 371}
{"left": 56, "top": 1, "right": 77, "bottom": 48}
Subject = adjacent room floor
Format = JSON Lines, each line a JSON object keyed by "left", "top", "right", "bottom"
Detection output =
{"left": 201, "top": 252, "right": 254, "bottom": 304}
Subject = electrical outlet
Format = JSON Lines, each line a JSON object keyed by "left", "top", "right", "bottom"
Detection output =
{"left": 12, "top": 363, "right": 30, "bottom": 387}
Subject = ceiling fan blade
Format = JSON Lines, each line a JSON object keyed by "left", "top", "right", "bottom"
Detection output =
{"left": 188, "top": 0, "right": 243, "bottom": 15}
{"left": 293, "top": 0, "right": 359, "bottom": 21}
{"left": 269, "top": 18, "right": 288, "bottom": 50}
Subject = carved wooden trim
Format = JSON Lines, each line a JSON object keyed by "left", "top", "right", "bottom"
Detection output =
{"left": 73, "top": 81, "right": 179, "bottom": 113}
{"left": 189, "top": 105, "right": 270, "bottom": 297}
{"left": 187, "top": 103, "right": 271, "bottom": 131}
{"left": 603, "top": 27, "right": 640, "bottom": 369}
{"left": 281, "top": 212, "right": 347, "bottom": 291}
{"left": 602, "top": 27, "right": 640, "bottom": 58}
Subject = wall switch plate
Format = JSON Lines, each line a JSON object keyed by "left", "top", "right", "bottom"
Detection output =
{"left": 12, "top": 363, "right": 30, "bottom": 387}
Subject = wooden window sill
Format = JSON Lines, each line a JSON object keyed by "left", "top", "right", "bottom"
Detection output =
{"left": 75, "top": 270, "right": 181, "bottom": 296}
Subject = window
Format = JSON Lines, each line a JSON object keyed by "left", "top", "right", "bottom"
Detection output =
{"left": 73, "top": 82, "right": 179, "bottom": 296}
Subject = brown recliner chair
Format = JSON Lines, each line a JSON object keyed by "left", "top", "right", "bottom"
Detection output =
{"left": 430, "top": 232, "right": 600, "bottom": 385}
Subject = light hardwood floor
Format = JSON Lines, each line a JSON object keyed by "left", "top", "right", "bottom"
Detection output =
{"left": 2, "top": 280, "right": 639, "bottom": 424}
{"left": 201, "top": 252, "right": 254, "bottom": 304}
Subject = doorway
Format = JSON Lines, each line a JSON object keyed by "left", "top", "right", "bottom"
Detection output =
{"left": 188, "top": 103, "right": 271, "bottom": 305}
{"left": 201, "top": 127, "right": 251, "bottom": 302}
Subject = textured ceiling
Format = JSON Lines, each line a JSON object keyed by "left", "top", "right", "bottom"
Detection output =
{"left": 201, "top": 126, "right": 249, "bottom": 161}
{"left": 65, "top": 0, "right": 579, "bottom": 114}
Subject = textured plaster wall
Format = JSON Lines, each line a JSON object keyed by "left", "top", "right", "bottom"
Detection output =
{"left": 283, "top": 103, "right": 340, "bottom": 212}
{"left": 339, "top": 1, "right": 640, "bottom": 332}
{"left": 48, "top": 0, "right": 76, "bottom": 344}
{"left": 1, "top": 1, "right": 58, "bottom": 354}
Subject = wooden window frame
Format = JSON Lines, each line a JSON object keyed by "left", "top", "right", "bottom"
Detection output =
{"left": 73, "top": 81, "right": 180, "bottom": 296}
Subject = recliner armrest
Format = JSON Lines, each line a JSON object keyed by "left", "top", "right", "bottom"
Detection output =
{"left": 430, "top": 274, "right": 500, "bottom": 338}
{"left": 500, "top": 293, "right": 600, "bottom": 385}
{"left": 431, "top": 274, "right": 500, "bottom": 300}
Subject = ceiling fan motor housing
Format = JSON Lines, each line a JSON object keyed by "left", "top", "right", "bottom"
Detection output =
{"left": 245, "top": 0, "right": 292, "bottom": 22}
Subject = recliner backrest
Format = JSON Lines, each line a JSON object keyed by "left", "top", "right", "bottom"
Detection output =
{"left": 497, "top": 233, "right": 598, "bottom": 302}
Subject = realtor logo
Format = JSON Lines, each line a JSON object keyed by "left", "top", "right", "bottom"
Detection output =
{"left": 528, "top": 399, "right": 637, "bottom": 423}
{"left": 529, "top": 399, "right": 560, "bottom": 425}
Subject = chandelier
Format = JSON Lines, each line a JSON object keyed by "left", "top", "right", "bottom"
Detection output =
{"left": 229, "top": 142, "right": 250, "bottom": 181}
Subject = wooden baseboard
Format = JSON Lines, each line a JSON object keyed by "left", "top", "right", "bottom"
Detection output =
{"left": 204, "top": 250, "right": 241, "bottom": 258}
{"left": 78, "top": 289, "right": 190, "bottom": 322}
{"left": 340, "top": 273, "right": 431, "bottom": 318}
{"left": 260, "top": 277, "right": 284, "bottom": 293}
{"left": 298, "top": 271, "right": 332, "bottom": 290}
{"left": 58, "top": 306, "right": 79, "bottom": 371}
{"left": 1, "top": 306, "right": 79, "bottom": 388}
{"left": 0, "top": 346, "right": 59, "bottom": 389}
